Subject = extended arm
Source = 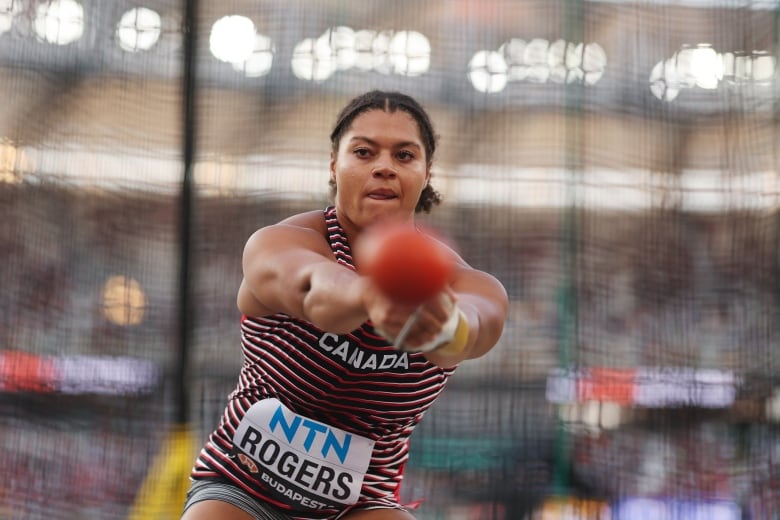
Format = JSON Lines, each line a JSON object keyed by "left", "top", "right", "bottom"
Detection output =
{"left": 237, "top": 219, "right": 509, "bottom": 368}
{"left": 425, "top": 265, "right": 508, "bottom": 368}
{"left": 237, "top": 222, "right": 371, "bottom": 333}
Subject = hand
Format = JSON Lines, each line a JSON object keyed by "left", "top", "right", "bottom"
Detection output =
{"left": 370, "top": 290, "right": 458, "bottom": 352}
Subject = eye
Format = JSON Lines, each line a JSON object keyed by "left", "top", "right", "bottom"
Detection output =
{"left": 397, "top": 150, "right": 416, "bottom": 161}
{"left": 353, "top": 147, "right": 372, "bottom": 158}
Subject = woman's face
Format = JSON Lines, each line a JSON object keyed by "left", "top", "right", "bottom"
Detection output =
{"left": 330, "top": 108, "right": 430, "bottom": 233}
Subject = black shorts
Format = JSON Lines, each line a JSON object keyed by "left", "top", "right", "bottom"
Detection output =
{"left": 182, "top": 478, "right": 293, "bottom": 520}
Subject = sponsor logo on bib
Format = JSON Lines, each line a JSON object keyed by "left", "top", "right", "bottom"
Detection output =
{"left": 233, "top": 399, "right": 374, "bottom": 511}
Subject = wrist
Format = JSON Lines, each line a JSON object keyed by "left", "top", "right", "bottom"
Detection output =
{"left": 401, "top": 306, "right": 469, "bottom": 355}
{"left": 430, "top": 308, "right": 469, "bottom": 356}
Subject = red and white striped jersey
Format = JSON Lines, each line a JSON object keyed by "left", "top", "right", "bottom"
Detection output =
{"left": 191, "top": 206, "right": 456, "bottom": 519}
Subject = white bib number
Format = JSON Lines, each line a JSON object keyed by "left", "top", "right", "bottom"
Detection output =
{"left": 233, "top": 399, "right": 374, "bottom": 511}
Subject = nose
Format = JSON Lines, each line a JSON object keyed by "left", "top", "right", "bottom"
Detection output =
{"left": 372, "top": 152, "right": 397, "bottom": 178}
{"left": 372, "top": 167, "right": 397, "bottom": 179}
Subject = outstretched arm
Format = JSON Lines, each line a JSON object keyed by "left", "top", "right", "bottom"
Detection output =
{"left": 237, "top": 222, "right": 372, "bottom": 333}
{"left": 237, "top": 219, "right": 509, "bottom": 368}
{"left": 423, "top": 263, "right": 508, "bottom": 368}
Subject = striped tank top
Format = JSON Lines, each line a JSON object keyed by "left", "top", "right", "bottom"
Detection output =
{"left": 191, "top": 206, "right": 456, "bottom": 519}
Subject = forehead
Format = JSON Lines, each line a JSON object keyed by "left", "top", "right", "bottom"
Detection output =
{"left": 345, "top": 109, "right": 422, "bottom": 143}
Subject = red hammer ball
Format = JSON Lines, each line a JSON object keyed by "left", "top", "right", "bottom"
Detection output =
{"left": 360, "top": 223, "right": 454, "bottom": 305}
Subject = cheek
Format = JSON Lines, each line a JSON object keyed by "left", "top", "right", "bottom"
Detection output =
{"left": 332, "top": 166, "right": 362, "bottom": 198}
{"left": 333, "top": 151, "right": 360, "bottom": 177}
{"left": 408, "top": 167, "right": 430, "bottom": 190}
{"left": 334, "top": 164, "right": 358, "bottom": 184}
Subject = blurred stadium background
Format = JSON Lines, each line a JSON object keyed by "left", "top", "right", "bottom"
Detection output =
{"left": 1, "top": 0, "right": 780, "bottom": 518}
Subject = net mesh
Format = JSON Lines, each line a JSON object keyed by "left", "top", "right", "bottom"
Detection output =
{"left": 1, "top": 0, "right": 779, "bottom": 518}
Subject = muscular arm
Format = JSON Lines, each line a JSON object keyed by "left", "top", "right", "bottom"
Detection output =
{"left": 238, "top": 218, "right": 509, "bottom": 368}
{"left": 237, "top": 222, "right": 371, "bottom": 334}
{"left": 423, "top": 263, "right": 508, "bottom": 368}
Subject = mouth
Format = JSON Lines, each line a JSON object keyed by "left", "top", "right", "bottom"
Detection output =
{"left": 366, "top": 189, "right": 398, "bottom": 200}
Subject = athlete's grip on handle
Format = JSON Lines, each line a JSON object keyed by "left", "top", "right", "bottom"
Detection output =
{"left": 390, "top": 297, "right": 470, "bottom": 355}
{"left": 359, "top": 221, "right": 468, "bottom": 356}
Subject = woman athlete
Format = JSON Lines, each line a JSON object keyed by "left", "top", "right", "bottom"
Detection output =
{"left": 181, "top": 90, "right": 508, "bottom": 520}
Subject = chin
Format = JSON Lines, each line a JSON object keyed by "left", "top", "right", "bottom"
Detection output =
{"left": 369, "top": 203, "right": 412, "bottom": 220}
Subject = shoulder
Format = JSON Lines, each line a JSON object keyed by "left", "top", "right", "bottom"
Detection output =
{"left": 278, "top": 209, "right": 328, "bottom": 234}
{"left": 244, "top": 209, "right": 330, "bottom": 254}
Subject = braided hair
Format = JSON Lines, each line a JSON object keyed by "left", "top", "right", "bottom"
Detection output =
{"left": 328, "top": 90, "right": 442, "bottom": 213}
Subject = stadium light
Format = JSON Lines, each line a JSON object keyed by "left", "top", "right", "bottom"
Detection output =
{"left": 209, "top": 15, "right": 256, "bottom": 64}
{"left": 468, "top": 50, "right": 508, "bottom": 93}
{"left": 523, "top": 38, "right": 551, "bottom": 83}
{"left": 388, "top": 30, "right": 431, "bottom": 76}
{"left": 33, "top": 0, "right": 84, "bottom": 46}
{"left": 500, "top": 39, "right": 529, "bottom": 81}
{"left": 649, "top": 57, "right": 684, "bottom": 101}
{"left": 685, "top": 44, "right": 722, "bottom": 89}
{"left": 581, "top": 42, "right": 608, "bottom": 85}
{"left": 232, "top": 33, "right": 274, "bottom": 78}
{"left": 102, "top": 275, "right": 147, "bottom": 326}
{"left": 209, "top": 15, "right": 275, "bottom": 78}
{"left": 0, "top": 139, "right": 25, "bottom": 184}
{"left": 292, "top": 27, "right": 431, "bottom": 82}
{"left": 722, "top": 51, "right": 776, "bottom": 86}
{"left": 473, "top": 38, "right": 607, "bottom": 92}
{"left": 368, "top": 30, "right": 394, "bottom": 74}
{"left": 0, "top": 0, "right": 22, "bottom": 36}
{"left": 320, "top": 26, "right": 357, "bottom": 71}
{"left": 116, "top": 7, "right": 162, "bottom": 53}
{"left": 353, "top": 29, "right": 377, "bottom": 71}
{"left": 291, "top": 36, "right": 337, "bottom": 81}
{"left": 650, "top": 44, "right": 776, "bottom": 101}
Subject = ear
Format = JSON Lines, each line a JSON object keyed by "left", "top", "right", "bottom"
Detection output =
{"left": 329, "top": 151, "right": 336, "bottom": 182}
{"left": 425, "top": 161, "right": 432, "bottom": 183}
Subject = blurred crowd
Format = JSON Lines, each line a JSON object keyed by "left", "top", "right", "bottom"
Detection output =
{"left": 1, "top": 184, "right": 779, "bottom": 518}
